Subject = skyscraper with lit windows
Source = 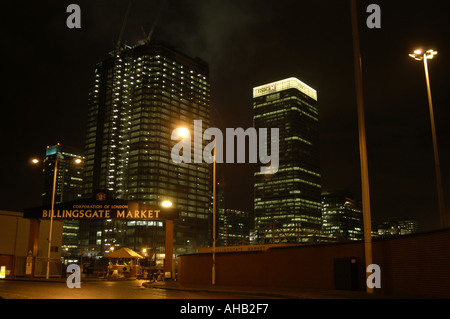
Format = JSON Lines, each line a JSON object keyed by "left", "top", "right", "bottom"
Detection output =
{"left": 321, "top": 190, "right": 363, "bottom": 241}
{"left": 81, "top": 41, "right": 211, "bottom": 257}
{"left": 253, "top": 77, "right": 322, "bottom": 243}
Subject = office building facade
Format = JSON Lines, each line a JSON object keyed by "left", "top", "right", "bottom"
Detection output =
{"left": 376, "top": 217, "right": 419, "bottom": 237}
{"left": 218, "top": 209, "right": 250, "bottom": 246}
{"left": 321, "top": 191, "right": 363, "bottom": 241}
{"left": 42, "top": 144, "right": 84, "bottom": 205}
{"left": 215, "top": 183, "right": 250, "bottom": 246}
{"left": 253, "top": 77, "right": 322, "bottom": 243}
{"left": 81, "top": 41, "right": 211, "bottom": 257}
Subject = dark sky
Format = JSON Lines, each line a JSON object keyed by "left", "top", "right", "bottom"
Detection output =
{"left": 1, "top": 0, "right": 449, "bottom": 231}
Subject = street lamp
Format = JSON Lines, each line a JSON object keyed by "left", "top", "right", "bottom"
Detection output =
{"left": 176, "top": 127, "right": 189, "bottom": 139}
{"left": 409, "top": 48, "right": 446, "bottom": 228}
{"left": 161, "top": 200, "right": 173, "bottom": 208}
{"left": 32, "top": 154, "right": 83, "bottom": 279}
{"left": 173, "top": 125, "right": 217, "bottom": 284}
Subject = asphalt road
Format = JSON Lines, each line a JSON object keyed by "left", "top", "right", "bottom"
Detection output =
{"left": 0, "top": 279, "right": 432, "bottom": 318}
{"left": 0, "top": 279, "right": 274, "bottom": 299}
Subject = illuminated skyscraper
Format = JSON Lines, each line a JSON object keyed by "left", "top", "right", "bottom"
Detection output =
{"left": 82, "top": 41, "right": 211, "bottom": 257}
{"left": 321, "top": 190, "right": 363, "bottom": 241}
{"left": 253, "top": 77, "right": 322, "bottom": 243}
{"left": 42, "top": 144, "right": 84, "bottom": 205}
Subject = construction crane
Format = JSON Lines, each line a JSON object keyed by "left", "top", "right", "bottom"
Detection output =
{"left": 115, "top": 0, "right": 134, "bottom": 52}
{"left": 141, "top": 0, "right": 167, "bottom": 45}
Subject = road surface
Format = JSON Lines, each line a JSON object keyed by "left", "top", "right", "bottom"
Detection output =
{"left": 0, "top": 279, "right": 274, "bottom": 299}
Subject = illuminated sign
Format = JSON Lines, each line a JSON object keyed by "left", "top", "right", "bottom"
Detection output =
{"left": 253, "top": 77, "right": 317, "bottom": 101}
{"left": 24, "top": 194, "right": 179, "bottom": 221}
{"left": 39, "top": 203, "right": 178, "bottom": 220}
{"left": 0, "top": 266, "right": 5, "bottom": 279}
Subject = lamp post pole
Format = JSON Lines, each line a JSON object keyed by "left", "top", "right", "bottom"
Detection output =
{"left": 350, "top": 0, "right": 373, "bottom": 293}
{"left": 46, "top": 158, "right": 58, "bottom": 280}
{"left": 409, "top": 49, "right": 446, "bottom": 228}
{"left": 422, "top": 53, "right": 446, "bottom": 229}
{"left": 32, "top": 150, "right": 83, "bottom": 279}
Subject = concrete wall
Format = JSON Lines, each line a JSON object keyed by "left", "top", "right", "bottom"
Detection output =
{"left": 178, "top": 228, "right": 450, "bottom": 298}
{"left": 0, "top": 210, "right": 63, "bottom": 259}
{"left": 0, "top": 211, "right": 30, "bottom": 256}
{"left": 37, "top": 218, "right": 64, "bottom": 259}
{"left": 0, "top": 210, "right": 64, "bottom": 277}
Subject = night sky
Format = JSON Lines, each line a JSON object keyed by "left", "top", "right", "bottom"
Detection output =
{"left": 1, "top": 0, "right": 449, "bottom": 232}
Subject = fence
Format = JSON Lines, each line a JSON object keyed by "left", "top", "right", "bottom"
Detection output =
{"left": 14, "top": 256, "right": 62, "bottom": 278}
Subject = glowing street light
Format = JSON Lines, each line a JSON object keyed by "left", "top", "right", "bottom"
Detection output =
{"left": 409, "top": 48, "right": 446, "bottom": 228}
{"left": 161, "top": 200, "right": 173, "bottom": 208}
{"left": 409, "top": 48, "right": 437, "bottom": 61}
{"left": 176, "top": 127, "right": 189, "bottom": 139}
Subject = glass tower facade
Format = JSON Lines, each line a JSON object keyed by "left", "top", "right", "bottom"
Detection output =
{"left": 41, "top": 143, "right": 84, "bottom": 263}
{"left": 81, "top": 41, "right": 211, "bottom": 258}
{"left": 253, "top": 77, "right": 322, "bottom": 243}
{"left": 321, "top": 191, "right": 363, "bottom": 241}
{"left": 42, "top": 144, "right": 84, "bottom": 205}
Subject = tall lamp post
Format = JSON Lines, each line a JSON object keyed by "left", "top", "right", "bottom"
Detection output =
{"left": 32, "top": 155, "right": 82, "bottom": 279}
{"left": 409, "top": 49, "right": 446, "bottom": 229}
{"left": 350, "top": 0, "right": 373, "bottom": 293}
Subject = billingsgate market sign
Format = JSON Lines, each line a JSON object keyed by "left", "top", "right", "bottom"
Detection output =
{"left": 23, "top": 191, "right": 179, "bottom": 221}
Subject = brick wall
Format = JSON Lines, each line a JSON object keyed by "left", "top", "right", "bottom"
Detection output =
{"left": 177, "top": 228, "right": 450, "bottom": 298}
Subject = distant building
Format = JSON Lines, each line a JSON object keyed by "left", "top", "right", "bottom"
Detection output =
{"left": 321, "top": 191, "right": 363, "bottom": 241}
{"left": 215, "top": 183, "right": 250, "bottom": 246}
{"left": 218, "top": 209, "right": 250, "bottom": 247}
{"left": 376, "top": 217, "right": 419, "bottom": 237}
{"left": 41, "top": 144, "right": 84, "bottom": 264}
{"left": 253, "top": 77, "right": 322, "bottom": 243}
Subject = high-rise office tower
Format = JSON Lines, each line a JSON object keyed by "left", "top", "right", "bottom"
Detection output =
{"left": 220, "top": 209, "right": 250, "bottom": 246}
{"left": 321, "top": 190, "right": 363, "bottom": 241}
{"left": 41, "top": 143, "right": 84, "bottom": 262}
{"left": 253, "top": 77, "right": 322, "bottom": 243}
{"left": 215, "top": 183, "right": 250, "bottom": 246}
{"left": 42, "top": 144, "right": 84, "bottom": 205}
{"left": 82, "top": 41, "right": 211, "bottom": 257}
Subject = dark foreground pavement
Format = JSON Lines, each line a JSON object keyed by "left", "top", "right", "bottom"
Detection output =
{"left": 0, "top": 276, "right": 427, "bottom": 299}
{"left": 1, "top": 277, "right": 439, "bottom": 318}
{"left": 142, "top": 279, "right": 424, "bottom": 299}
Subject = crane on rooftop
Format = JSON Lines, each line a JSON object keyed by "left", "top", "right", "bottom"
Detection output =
{"left": 141, "top": 0, "right": 168, "bottom": 45}
{"left": 115, "top": 0, "right": 134, "bottom": 52}
{"left": 114, "top": 0, "right": 167, "bottom": 52}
